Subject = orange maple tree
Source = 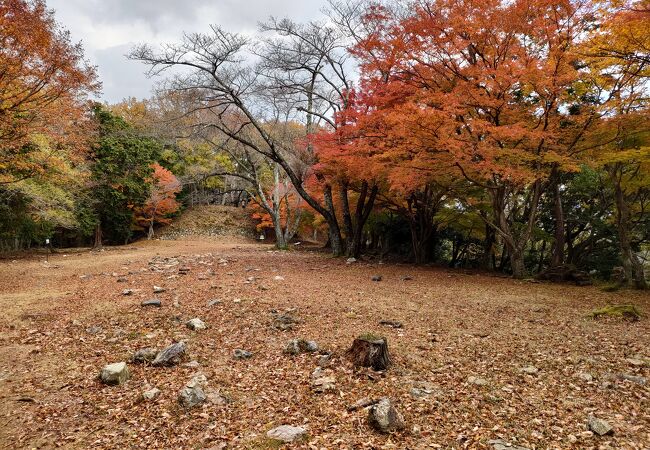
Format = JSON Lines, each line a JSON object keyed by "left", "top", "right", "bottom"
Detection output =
{"left": 321, "top": 0, "right": 596, "bottom": 276}
{"left": 0, "top": 0, "right": 99, "bottom": 184}
{"left": 134, "top": 163, "right": 181, "bottom": 239}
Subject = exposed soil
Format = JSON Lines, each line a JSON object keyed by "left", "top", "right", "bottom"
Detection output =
{"left": 0, "top": 237, "right": 648, "bottom": 449}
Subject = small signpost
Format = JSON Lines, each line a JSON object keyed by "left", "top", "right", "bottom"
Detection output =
{"left": 45, "top": 238, "right": 51, "bottom": 262}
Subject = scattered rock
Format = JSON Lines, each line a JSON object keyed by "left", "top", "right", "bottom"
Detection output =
{"left": 142, "top": 387, "right": 161, "bottom": 400}
{"left": 117, "top": 277, "right": 128, "bottom": 283}
{"left": 520, "top": 365, "right": 539, "bottom": 375}
{"left": 178, "top": 374, "right": 208, "bottom": 408}
{"left": 132, "top": 348, "right": 158, "bottom": 364}
{"left": 273, "top": 275, "right": 285, "bottom": 281}
{"left": 122, "top": 289, "right": 134, "bottom": 296}
{"left": 99, "top": 362, "right": 130, "bottom": 385}
{"left": 401, "top": 275, "right": 413, "bottom": 281}
{"left": 625, "top": 357, "right": 647, "bottom": 367}
{"left": 233, "top": 349, "right": 253, "bottom": 360}
{"left": 367, "top": 398, "right": 405, "bottom": 433}
{"left": 272, "top": 312, "right": 298, "bottom": 331}
{"left": 488, "top": 439, "right": 531, "bottom": 450}
{"left": 371, "top": 275, "right": 383, "bottom": 282}
{"left": 152, "top": 342, "right": 187, "bottom": 366}
{"left": 266, "top": 425, "right": 307, "bottom": 443}
{"left": 618, "top": 373, "right": 646, "bottom": 385}
{"left": 207, "top": 299, "right": 221, "bottom": 307}
{"left": 285, "top": 339, "right": 318, "bottom": 355}
{"left": 178, "top": 385, "right": 206, "bottom": 408}
{"left": 411, "top": 381, "right": 437, "bottom": 398}
{"left": 379, "top": 320, "right": 403, "bottom": 329}
{"left": 86, "top": 326, "right": 103, "bottom": 334}
{"left": 186, "top": 318, "right": 206, "bottom": 330}
{"left": 468, "top": 376, "right": 489, "bottom": 386}
{"left": 311, "top": 375, "right": 336, "bottom": 393}
{"left": 184, "top": 360, "right": 200, "bottom": 368}
{"left": 317, "top": 354, "right": 332, "bottom": 368}
{"left": 588, "top": 416, "right": 613, "bottom": 436}
{"left": 141, "top": 299, "right": 162, "bottom": 307}
{"left": 346, "top": 257, "right": 357, "bottom": 264}
{"left": 578, "top": 372, "right": 593, "bottom": 382}
{"left": 153, "top": 286, "right": 166, "bottom": 293}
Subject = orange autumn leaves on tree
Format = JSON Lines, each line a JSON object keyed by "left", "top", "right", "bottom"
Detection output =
{"left": 134, "top": 163, "right": 181, "bottom": 239}
{"left": 0, "top": 0, "right": 99, "bottom": 184}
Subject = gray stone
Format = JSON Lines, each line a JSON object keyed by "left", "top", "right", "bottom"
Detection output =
{"left": 468, "top": 376, "right": 489, "bottom": 386}
{"left": 186, "top": 318, "right": 206, "bottom": 330}
{"left": 233, "top": 349, "right": 253, "bottom": 360}
{"left": 520, "top": 365, "right": 539, "bottom": 375}
{"left": 488, "top": 439, "right": 531, "bottom": 450}
{"left": 588, "top": 416, "right": 613, "bottom": 436}
{"left": 284, "top": 339, "right": 318, "bottom": 355}
{"left": 152, "top": 342, "right": 186, "bottom": 366}
{"left": 367, "top": 398, "right": 405, "bottom": 433}
{"left": 618, "top": 374, "right": 647, "bottom": 385}
{"left": 578, "top": 372, "right": 593, "bottom": 382}
{"left": 86, "top": 326, "right": 103, "bottom": 334}
{"left": 132, "top": 348, "right": 158, "bottom": 363}
{"left": 178, "top": 385, "right": 206, "bottom": 408}
{"left": 311, "top": 376, "right": 336, "bottom": 393}
{"left": 153, "top": 286, "right": 166, "bottom": 293}
{"left": 411, "top": 381, "right": 436, "bottom": 398}
{"left": 122, "top": 289, "right": 134, "bottom": 296}
{"left": 371, "top": 275, "right": 383, "bottom": 282}
{"left": 266, "top": 425, "right": 307, "bottom": 443}
{"left": 99, "top": 362, "right": 130, "bottom": 385}
{"left": 142, "top": 387, "right": 161, "bottom": 400}
{"left": 141, "top": 299, "right": 161, "bottom": 307}
{"left": 207, "top": 299, "right": 221, "bottom": 307}
{"left": 379, "top": 320, "right": 403, "bottom": 328}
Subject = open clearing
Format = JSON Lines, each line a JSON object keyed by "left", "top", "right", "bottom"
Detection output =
{"left": 0, "top": 237, "right": 648, "bottom": 449}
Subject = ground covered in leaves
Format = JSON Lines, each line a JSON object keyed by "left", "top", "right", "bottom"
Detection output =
{"left": 0, "top": 237, "right": 648, "bottom": 449}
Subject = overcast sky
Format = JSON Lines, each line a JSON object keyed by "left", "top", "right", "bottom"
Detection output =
{"left": 47, "top": 0, "right": 328, "bottom": 103}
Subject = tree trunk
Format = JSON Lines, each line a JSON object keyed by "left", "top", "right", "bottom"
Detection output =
{"left": 323, "top": 185, "right": 343, "bottom": 256}
{"left": 148, "top": 220, "right": 154, "bottom": 240}
{"left": 482, "top": 222, "right": 495, "bottom": 270}
{"left": 273, "top": 214, "right": 287, "bottom": 249}
{"left": 509, "top": 247, "right": 527, "bottom": 279}
{"left": 551, "top": 178, "right": 565, "bottom": 267}
{"left": 347, "top": 336, "right": 391, "bottom": 371}
{"left": 613, "top": 175, "right": 647, "bottom": 289}
{"left": 93, "top": 222, "right": 102, "bottom": 249}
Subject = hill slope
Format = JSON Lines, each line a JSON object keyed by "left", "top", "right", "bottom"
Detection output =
{"left": 158, "top": 205, "right": 257, "bottom": 240}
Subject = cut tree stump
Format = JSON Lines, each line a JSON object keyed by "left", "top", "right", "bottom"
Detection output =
{"left": 347, "top": 335, "right": 391, "bottom": 371}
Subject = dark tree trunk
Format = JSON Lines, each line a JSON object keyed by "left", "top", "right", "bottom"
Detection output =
{"left": 551, "top": 176, "right": 565, "bottom": 267}
{"left": 347, "top": 336, "right": 391, "bottom": 371}
{"left": 612, "top": 172, "right": 647, "bottom": 289}
{"left": 93, "top": 222, "right": 102, "bottom": 249}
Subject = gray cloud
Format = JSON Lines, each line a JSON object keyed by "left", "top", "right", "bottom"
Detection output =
{"left": 47, "top": 0, "right": 328, "bottom": 102}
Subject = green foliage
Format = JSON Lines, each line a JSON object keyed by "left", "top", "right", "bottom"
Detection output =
{"left": 90, "top": 104, "right": 162, "bottom": 244}
{"left": 589, "top": 304, "right": 642, "bottom": 321}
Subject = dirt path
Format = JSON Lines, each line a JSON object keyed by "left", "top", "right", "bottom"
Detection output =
{"left": 0, "top": 238, "right": 648, "bottom": 449}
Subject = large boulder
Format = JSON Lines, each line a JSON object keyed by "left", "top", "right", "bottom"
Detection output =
{"left": 367, "top": 398, "right": 405, "bottom": 433}
{"left": 99, "top": 362, "right": 130, "bottom": 385}
{"left": 152, "top": 342, "right": 187, "bottom": 366}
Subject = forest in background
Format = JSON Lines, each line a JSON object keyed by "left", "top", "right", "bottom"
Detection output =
{"left": 1, "top": 0, "right": 649, "bottom": 287}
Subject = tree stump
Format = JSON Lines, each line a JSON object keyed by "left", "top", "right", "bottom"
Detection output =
{"left": 347, "top": 335, "right": 391, "bottom": 371}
